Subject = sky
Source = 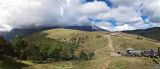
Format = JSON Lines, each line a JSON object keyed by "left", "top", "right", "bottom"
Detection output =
{"left": 0, "top": 0, "right": 160, "bottom": 31}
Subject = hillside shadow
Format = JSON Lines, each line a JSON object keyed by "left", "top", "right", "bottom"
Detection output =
{"left": 0, "top": 60, "right": 30, "bottom": 69}
{"left": 31, "top": 61, "right": 52, "bottom": 64}
{"left": 0, "top": 55, "right": 30, "bottom": 69}
{"left": 122, "top": 27, "right": 160, "bottom": 42}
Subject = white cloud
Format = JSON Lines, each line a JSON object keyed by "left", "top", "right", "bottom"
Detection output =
{"left": 80, "top": 1, "right": 109, "bottom": 15}
{"left": 94, "top": 0, "right": 160, "bottom": 31}
{"left": 0, "top": 0, "right": 63, "bottom": 31}
{"left": 111, "top": 0, "right": 160, "bottom": 23}
{"left": 0, "top": 0, "right": 160, "bottom": 31}
{"left": 0, "top": 0, "right": 108, "bottom": 31}
{"left": 96, "top": 22, "right": 135, "bottom": 31}
{"left": 95, "top": 6, "right": 142, "bottom": 25}
{"left": 98, "top": 23, "right": 135, "bottom": 31}
{"left": 111, "top": 24, "right": 135, "bottom": 31}
{"left": 95, "top": 21, "right": 112, "bottom": 30}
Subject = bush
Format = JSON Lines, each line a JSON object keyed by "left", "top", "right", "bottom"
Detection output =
{"left": 25, "top": 44, "right": 42, "bottom": 61}
{"left": 136, "top": 36, "right": 143, "bottom": 40}
{"left": 95, "top": 35, "right": 101, "bottom": 38}
{"left": 79, "top": 51, "right": 95, "bottom": 60}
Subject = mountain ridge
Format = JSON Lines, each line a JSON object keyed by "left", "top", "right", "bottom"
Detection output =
{"left": 0, "top": 25, "right": 106, "bottom": 40}
{"left": 123, "top": 27, "right": 160, "bottom": 42}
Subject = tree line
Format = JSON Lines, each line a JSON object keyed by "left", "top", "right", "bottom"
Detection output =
{"left": 0, "top": 34, "right": 94, "bottom": 62}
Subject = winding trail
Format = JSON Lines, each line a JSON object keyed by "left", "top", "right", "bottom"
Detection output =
{"left": 95, "top": 35, "right": 114, "bottom": 54}
{"left": 104, "top": 35, "right": 115, "bottom": 52}
{"left": 95, "top": 34, "right": 120, "bottom": 69}
{"left": 105, "top": 35, "right": 120, "bottom": 57}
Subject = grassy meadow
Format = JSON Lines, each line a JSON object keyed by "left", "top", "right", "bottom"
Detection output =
{"left": 1, "top": 28, "right": 160, "bottom": 69}
{"left": 19, "top": 29, "right": 159, "bottom": 69}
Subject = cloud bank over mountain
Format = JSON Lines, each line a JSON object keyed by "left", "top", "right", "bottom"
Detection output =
{"left": 0, "top": 0, "right": 160, "bottom": 31}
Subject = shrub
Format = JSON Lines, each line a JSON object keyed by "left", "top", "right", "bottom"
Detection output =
{"left": 79, "top": 51, "right": 95, "bottom": 60}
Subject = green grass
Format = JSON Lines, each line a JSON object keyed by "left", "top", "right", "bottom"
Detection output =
{"left": 112, "top": 33, "right": 160, "bottom": 51}
{"left": 0, "top": 60, "right": 28, "bottom": 69}
{"left": 10, "top": 29, "right": 160, "bottom": 69}
{"left": 107, "top": 57, "right": 155, "bottom": 69}
{"left": 43, "top": 28, "right": 108, "bottom": 55}
{"left": 22, "top": 28, "right": 110, "bottom": 69}
{"left": 124, "top": 27, "right": 160, "bottom": 42}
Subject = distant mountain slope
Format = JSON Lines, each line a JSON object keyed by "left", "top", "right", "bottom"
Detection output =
{"left": 5, "top": 26, "right": 60, "bottom": 40}
{"left": 2, "top": 25, "right": 105, "bottom": 40}
{"left": 63, "top": 25, "right": 106, "bottom": 31}
{"left": 0, "top": 32, "right": 5, "bottom": 36}
{"left": 123, "top": 27, "right": 160, "bottom": 42}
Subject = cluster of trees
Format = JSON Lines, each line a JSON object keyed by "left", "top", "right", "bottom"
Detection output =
{"left": 0, "top": 34, "right": 29, "bottom": 62}
{"left": 26, "top": 40, "right": 78, "bottom": 61}
{"left": 0, "top": 34, "right": 95, "bottom": 62}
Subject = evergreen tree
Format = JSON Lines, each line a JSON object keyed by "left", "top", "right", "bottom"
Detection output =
{"left": 12, "top": 34, "right": 28, "bottom": 62}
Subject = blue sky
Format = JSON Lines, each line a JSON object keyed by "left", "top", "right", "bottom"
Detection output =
{"left": 98, "top": 0, "right": 113, "bottom": 8}
{"left": 0, "top": 0, "right": 160, "bottom": 31}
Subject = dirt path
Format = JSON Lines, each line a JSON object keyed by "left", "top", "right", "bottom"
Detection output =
{"left": 95, "top": 35, "right": 114, "bottom": 54}
{"left": 105, "top": 35, "right": 120, "bottom": 56}
{"left": 104, "top": 35, "right": 115, "bottom": 52}
{"left": 95, "top": 35, "right": 120, "bottom": 69}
